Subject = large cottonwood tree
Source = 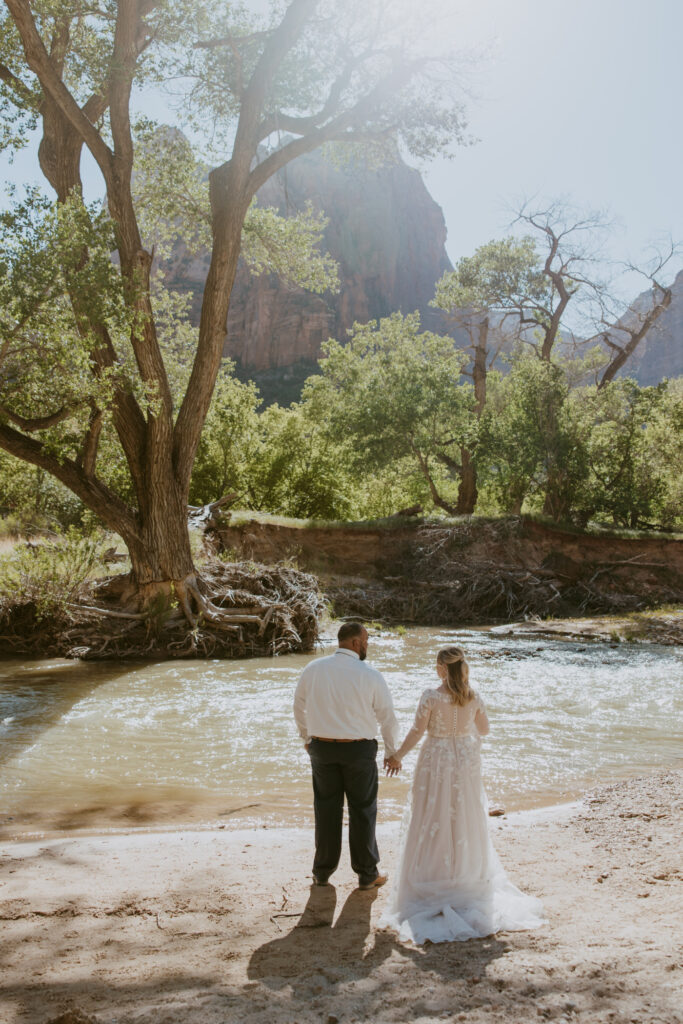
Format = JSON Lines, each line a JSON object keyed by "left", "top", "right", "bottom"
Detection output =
{"left": 0, "top": 0, "right": 467, "bottom": 621}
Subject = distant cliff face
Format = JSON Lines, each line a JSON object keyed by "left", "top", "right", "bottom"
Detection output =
{"left": 614, "top": 269, "right": 683, "bottom": 385}
{"left": 163, "top": 149, "right": 454, "bottom": 403}
{"left": 161, "top": 148, "right": 682, "bottom": 403}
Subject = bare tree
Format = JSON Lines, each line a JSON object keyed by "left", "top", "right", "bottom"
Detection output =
{"left": 591, "top": 244, "right": 680, "bottom": 388}
{"left": 510, "top": 199, "right": 618, "bottom": 361}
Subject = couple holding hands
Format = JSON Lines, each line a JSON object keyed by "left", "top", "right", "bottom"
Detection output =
{"left": 293, "top": 621, "right": 544, "bottom": 945}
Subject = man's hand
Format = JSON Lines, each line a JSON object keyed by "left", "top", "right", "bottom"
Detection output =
{"left": 384, "top": 755, "right": 401, "bottom": 776}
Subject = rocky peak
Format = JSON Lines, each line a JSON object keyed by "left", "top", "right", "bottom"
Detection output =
{"left": 612, "top": 268, "right": 683, "bottom": 384}
{"left": 161, "top": 145, "right": 682, "bottom": 403}
{"left": 163, "top": 148, "right": 455, "bottom": 404}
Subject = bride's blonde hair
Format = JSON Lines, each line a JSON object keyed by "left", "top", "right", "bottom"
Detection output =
{"left": 437, "top": 646, "right": 473, "bottom": 706}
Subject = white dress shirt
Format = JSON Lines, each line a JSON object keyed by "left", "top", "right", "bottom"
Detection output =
{"left": 293, "top": 648, "right": 400, "bottom": 756}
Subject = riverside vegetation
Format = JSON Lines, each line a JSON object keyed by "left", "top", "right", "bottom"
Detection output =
{"left": 0, "top": 1, "right": 681, "bottom": 657}
{"left": 0, "top": 0, "right": 470, "bottom": 649}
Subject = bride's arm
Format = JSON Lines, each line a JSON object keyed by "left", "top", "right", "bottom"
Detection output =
{"left": 385, "top": 693, "right": 431, "bottom": 772}
{"left": 474, "top": 695, "right": 490, "bottom": 736}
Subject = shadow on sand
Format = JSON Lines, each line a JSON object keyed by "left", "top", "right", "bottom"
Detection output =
{"left": 248, "top": 882, "right": 509, "bottom": 1014}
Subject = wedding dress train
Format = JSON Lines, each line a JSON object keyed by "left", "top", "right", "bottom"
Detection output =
{"left": 381, "top": 689, "right": 545, "bottom": 944}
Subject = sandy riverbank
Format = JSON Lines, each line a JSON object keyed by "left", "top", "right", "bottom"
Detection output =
{"left": 0, "top": 769, "right": 681, "bottom": 1024}
{"left": 489, "top": 608, "right": 683, "bottom": 646}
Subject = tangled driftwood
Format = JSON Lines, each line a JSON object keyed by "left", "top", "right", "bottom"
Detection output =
{"left": 0, "top": 560, "right": 324, "bottom": 660}
{"left": 325, "top": 522, "right": 682, "bottom": 625}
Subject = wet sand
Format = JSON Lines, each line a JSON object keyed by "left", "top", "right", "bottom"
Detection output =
{"left": 0, "top": 769, "right": 680, "bottom": 1024}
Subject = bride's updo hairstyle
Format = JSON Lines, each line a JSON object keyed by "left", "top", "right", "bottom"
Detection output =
{"left": 437, "top": 646, "right": 474, "bottom": 706}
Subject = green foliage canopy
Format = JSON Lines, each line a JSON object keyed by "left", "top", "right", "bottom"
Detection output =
{"left": 0, "top": 0, "right": 472, "bottom": 590}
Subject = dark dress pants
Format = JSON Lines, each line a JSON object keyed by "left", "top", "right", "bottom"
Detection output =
{"left": 308, "top": 738, "right": 379, "bottom": 885}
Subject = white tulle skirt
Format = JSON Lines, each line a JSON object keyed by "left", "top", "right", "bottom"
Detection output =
{"left": 381, "top": 734, "right": 546, "bottom": 944}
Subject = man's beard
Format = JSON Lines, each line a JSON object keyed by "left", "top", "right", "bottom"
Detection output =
{"left": 359, "top": 646, "right": 367, "bottom": 661}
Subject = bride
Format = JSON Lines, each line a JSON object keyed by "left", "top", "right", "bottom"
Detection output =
{"left": 380, "top": 646, "right": 545, "bottom": 944}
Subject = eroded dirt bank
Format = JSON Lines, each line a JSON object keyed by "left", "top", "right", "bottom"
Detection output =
{"left": 212, "top": 516, "right": 683, "bottom": 627}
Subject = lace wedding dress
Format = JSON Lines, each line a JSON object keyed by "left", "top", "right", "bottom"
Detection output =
{"left": 381, "top": 689, "right": 545, "bottom": 944}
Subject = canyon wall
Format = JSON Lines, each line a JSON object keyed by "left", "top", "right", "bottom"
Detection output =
{"left": 163, "top": 149, "right": 457, "bottom": 404}
{"left": 163, "top": 147, "right": 682, "bottom": 403}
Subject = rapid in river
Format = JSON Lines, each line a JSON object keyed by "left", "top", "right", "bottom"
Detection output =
{"left": 1, "top": 627, "right": 681, "bottom": 837}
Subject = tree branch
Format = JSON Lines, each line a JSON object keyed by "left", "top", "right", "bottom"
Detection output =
{"left": 0, "top": 58, "right": 39, "bottom": 107}
{"left": 109, "top": 0, "right": 137, "bottom": 174}
{"left": 247, "top": 58, "right": 422, "bottom": 198}
{"left": 194, "top": 29, "right": 269, "bottom": 50}
{"left": 5, "top": 0, "right": 115, "bottom": 184}
{"left": 230, "top": 0, "right": 321, "bottom": 165}
{"left": 258, "top": 50, "right": 364, "bottom": 140}
{"left": 412, "top": 444, "right": 459, "bottom": 515}
{"left": 0, "top": 421, "right": 138, "bottom": 538}
{"left": 0, "top": 404, "right": 79, "bottom": 432}
{"left": 598, "top": 284, "right": 673, "bottom": 389}
{"left": 77, "top": 321, "right": 147, "bottom": 496}
{"left": 101, "top": 0, "right": 174, "bottom": 424}
{"left": 437, "top": 451, "right": 462, "bottom": 474}
{"left": 81, "top": 90, "right": 108, "bottom": 125}
{"left": 79, "top": 407, "right": 104, "bottom": 477}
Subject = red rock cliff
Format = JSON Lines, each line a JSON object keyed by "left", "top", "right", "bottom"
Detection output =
{"left": 163, "top": 149, "right": 455, "bottom": 401}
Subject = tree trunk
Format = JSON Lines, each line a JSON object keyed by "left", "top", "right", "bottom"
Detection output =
{"left": 113, "top": 457, "right": 196, "bottom": 610}
{"left": 542, "top": 474, "right": 570, "bottom": 522}
{"left": 454, "top": 316, "right": 486, "bottom": 515}
{"left": 124, "top": 510, "right": 194, "bottom": 591}
{"left": 472, "top": 318, "right": 488, "bottom": 414}
{"left": 456, "top": 448, "right": 478, "bottom": 514}
{"left": 598, "top": 286, "right": 672, "bottom": 389}
{"left": 416, "top": 448, "right": 460, "bottom": 516}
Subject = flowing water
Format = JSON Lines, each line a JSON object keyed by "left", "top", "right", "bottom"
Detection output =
{"left": 0, "top": 627, "right": 681, "bottom": 837}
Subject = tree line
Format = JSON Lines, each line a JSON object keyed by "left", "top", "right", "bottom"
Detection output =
{"left": 3, "top": 311, "right": 681, "bottom": 535}
{"left": 0, "top": 0, "right": 680, "bottom": 638}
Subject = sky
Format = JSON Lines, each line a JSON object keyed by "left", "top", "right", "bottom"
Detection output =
{"left": 422, "top": 0, "right": 683, "bottom": 282}
{"left": 2, "top": 0, "right": 681, "bottom": 299}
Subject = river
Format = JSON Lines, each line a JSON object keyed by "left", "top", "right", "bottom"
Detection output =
{"left": 0, "top": 627, "right": 681, "bottom": 837}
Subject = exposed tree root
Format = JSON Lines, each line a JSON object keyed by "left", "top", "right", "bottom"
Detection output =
{"left": 0, "top": 560, "right": 324, "bottom": 660}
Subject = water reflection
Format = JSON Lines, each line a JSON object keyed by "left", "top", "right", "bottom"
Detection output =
{"left": 0, "top": 628, "right": 681, "bottom": 835}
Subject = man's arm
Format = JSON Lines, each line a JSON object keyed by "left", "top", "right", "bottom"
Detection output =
{"left": 372, "top": 674, "right": 401, "bottom": 758}
{"left": 293, "top": 670, "right": 310, "bottom": 746}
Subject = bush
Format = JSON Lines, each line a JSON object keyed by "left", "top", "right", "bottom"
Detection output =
{"left": 0, "top": 529, "right": 108, "bottom": 620}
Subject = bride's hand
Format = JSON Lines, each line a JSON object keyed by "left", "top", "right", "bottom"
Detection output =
{"left": 384, "top": 755, "right": 402, "bottom": 776}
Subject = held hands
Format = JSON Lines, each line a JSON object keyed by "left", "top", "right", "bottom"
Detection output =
{"left": 384, "top": 755, "right": 402, "bottom": 776}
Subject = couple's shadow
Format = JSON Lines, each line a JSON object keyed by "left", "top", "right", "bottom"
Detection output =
{"left": 248, "top": 882, "right": 509, "bottom": 997}
{"left": 248, "top": 883, "right": 400, "bottom": 988}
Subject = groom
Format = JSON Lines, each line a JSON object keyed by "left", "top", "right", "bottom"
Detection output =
{"left": 293, "top": 622, "right": 401, "bottom": 890}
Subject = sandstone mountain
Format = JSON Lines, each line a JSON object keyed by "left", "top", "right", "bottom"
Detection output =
{"left": 163, "top": 149, "right": 455, "bottom": 404}
{"left": 162, "top": 149, "right": 682, "bottom": 403}
{"left": 612, "top": 268, "right": 683, "bottom": 385}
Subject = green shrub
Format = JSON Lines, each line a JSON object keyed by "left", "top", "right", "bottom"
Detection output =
{"left": 0, "top": 529, "right": 108, "bottom": 620}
